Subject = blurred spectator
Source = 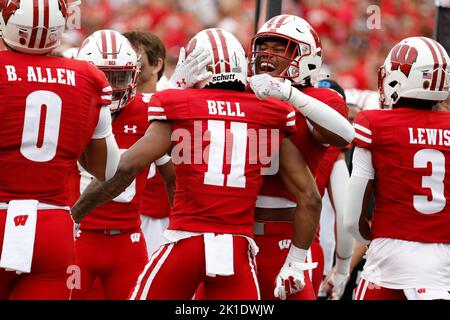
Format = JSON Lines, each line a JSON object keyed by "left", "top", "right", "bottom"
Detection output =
{"left": 66, "top": 0, "right": 436, "bottom": 91}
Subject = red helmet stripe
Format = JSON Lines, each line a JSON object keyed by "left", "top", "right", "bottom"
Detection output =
{"left": 186, "top": 37, "right": 197, "bottom": 56}
{"left": 274, "top": 15, "right": 289, "bottom": 29}
{"left": 2, "top": 0, "right": 21, "bottom": 24}
{"left": 434, "top": 42, "right": 447, "bottom": 91}
{"left": 265, "top": 16, "right": 279, "bottom": 29}
{"left": 101, "top": 30, "right": 108, "bottom": 59}
{"left": 420, "top": 37, "right": 439, "bottom": 90}
{"left": 206, "top": 29, "right": 220, "bottom": 74}
{"left": 58, "top": 0, "right": 67, "bottom": 18}
{"left": 111, "top": 31, "right": 118, "bottom": 60}
{"left": 28, "top": 0, "right": 39, "bottom": 48}
{"left": 216, "top": 29, "right": 230, "bottom": 73}
{"left": 38, "top": 0, "right": 49, "bottom": 49}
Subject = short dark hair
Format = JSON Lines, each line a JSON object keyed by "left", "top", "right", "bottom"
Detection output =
{"left": 316, "top": 79, "right": 346, "bottom": 102}
{"left": 393, "top": 97, "right": 436, "bottom": 110}
{"left": 123, "top": 31, "right": 166, "bottom": 80}
{"left": 205, "top": 80, "right": 246, "bottom": 92}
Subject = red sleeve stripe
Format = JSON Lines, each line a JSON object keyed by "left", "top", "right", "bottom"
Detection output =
{"left": 103, "top": 86, "right": 112, "bottom": 93}
{"left": 148, "top": 115, "right": 167, "bottom": 121}
{"left": 355, "top": 133, "right": 372, "bottom": 144}
{"left": 286, "top": 120, "right": 296, "bottom": 127}
{"left": 353, "top": 123, "right": 371, "bottom": 135}
{"left": 148, "top": 106, "right": 167, "bottom": 121}
{"left": 354, "top": 123, "right": 372, "bottom": 143}
{"left": 287, "top": 111, "right": 296, "bottom": 118}
{"left": 148, "top": 107, "right": 165, "bottom": 113}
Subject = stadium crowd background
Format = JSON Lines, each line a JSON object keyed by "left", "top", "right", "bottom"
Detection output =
{"left": 60, "top": 0, "right": 436, "bottom": 92}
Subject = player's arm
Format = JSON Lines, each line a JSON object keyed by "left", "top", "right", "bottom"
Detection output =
{"left": 343, "top": 147, "right": 373, "bottom": 245}
{"left": 248, "top": 74, "right": 355, "bottom": 146}
{"left": 71, "top": 121, "right": 173, "bottom": 223}
{"left": 78, "top": 106, "right": 120, "bottom": 181}
{"left": 280, "top": 138, "right": 322, "bottom": 249}
{"left": 273, "top": 138, "right": 322, "bottom": 300}
{"left": 156, "top": 156, "right": 176, "bottom": 207}
{"left": 324, "top": 152, "right": 354, "bottom": 299}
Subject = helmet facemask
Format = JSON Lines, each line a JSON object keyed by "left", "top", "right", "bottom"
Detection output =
{"left": 77, "top": 30, "right": 140, "bottom": 113}
{"left": 100, "top": 64, "right": 139, "bottom": 113}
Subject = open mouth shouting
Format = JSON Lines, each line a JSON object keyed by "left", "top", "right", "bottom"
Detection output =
{"left": 260, "top": 61, "right": 277, "bottom": 73}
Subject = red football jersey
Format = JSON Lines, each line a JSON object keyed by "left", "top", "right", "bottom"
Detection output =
{"left": 70, "top": 93, "right": 150, "bottom": 230}
{"left": 258, "top": 87, "right": 349, "bottom": 202}
{"left": 354, "top": 108, "right": 450, "bottom": 243}
{"left": 147, "top": 88, "right": 297, "bottom": 237}
{"left": 140, "top": 169, "right": 171, "bottom": 219}
{"left": 0, "top": 51, "right": 111, "bottom": 206}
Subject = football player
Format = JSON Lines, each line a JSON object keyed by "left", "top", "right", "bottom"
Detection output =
{"left": 71, "top": 28, "right": 323, "bottom": 300}
{"left": 123, "top": 31, "right": 175, "bottom": 258}
{"left": 70, "top": 29, "right": 209, "bottom": 300}
{"left": 69, "top": 30, "right": 148, "bottom": 300}
{"left": 0, "top": 0, "right": 120, "bottom": 300}
{"left": 247, "top": 14, "right": 354, "bottom": 300}
{"left": 346, "top": 36, "right": 450, "bottom": 300}
{"left": 314, "top": 80, "right": 354, "bottom": 300}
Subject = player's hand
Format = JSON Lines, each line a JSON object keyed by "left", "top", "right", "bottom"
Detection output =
{"left": 73, "top": 222, "right": 81, "bottom": 239}
{"left": 329, "top": 271, "right": 350, "bottom": 300}
{"left": 169, "top": 47, "right": 212, "bottom": 89}
{"left": 248, "top": 74, "right": 292, "bottom": 101}
{"left": 321, "top": 267, "right": 350, "bottom": 300}
{"left": 274, "top": 261, "right": 317, "bottom": 300}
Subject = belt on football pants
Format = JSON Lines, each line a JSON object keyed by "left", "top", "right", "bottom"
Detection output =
{"left": 253, "top": 221, "right": 294, "bottom": 236}
{"left": 0, "top": 202, "right": 70, "bottom": 211}
{"left": 81, "top": 228, "right": 139, "bottom": 236}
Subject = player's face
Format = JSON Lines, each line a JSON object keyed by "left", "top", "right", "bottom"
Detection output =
{"left": 254, "top": 39, "right": 297, "bottom": 77}
{"left": 136, "top": 47, "right": 150, "bottom": 86}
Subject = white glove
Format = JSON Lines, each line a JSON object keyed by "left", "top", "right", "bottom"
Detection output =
{"left": 248, "top": 74, "right": 292, "bottom": 101}
{"left": 329, "top": 272, "right": 350, "bottom": 300}
{"left": 274, "top": 245, "right": 317, "bottom": 300}
{"left": 169, "top": 46, "right": 213, "bottom": 89}
{"left": 321, "top": 266, "right": 350, "bottom": 300}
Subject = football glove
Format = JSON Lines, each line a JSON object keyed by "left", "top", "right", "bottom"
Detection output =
{"left": 169, "top": 46, "right": 212, "bottom": 89}
{"left": 248, "top": 74, "right": 292, "bottom": 101}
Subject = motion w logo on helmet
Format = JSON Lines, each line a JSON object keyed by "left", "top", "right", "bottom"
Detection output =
{"left": 390, "top": 44, "right": 418, "bottom": 77}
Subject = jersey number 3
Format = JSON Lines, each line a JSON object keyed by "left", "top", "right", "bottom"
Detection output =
{"left": 413, "top": 149, "right": 446, "bottom": 214}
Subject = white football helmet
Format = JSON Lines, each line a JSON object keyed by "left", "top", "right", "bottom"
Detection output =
{"left": 0, "top": 0, "right": 69, "bottom": 54}
{"left": 249, "top": 14, "right": 322, "bottom": 86}
{"left": 77, "top": 30, "right": 140, "bottom": 113}
{"left": 185, "top": 28, "right": 247, "bottom": 89}
{"left": 379, "top": 36, "right": 450, "bottom": 108}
